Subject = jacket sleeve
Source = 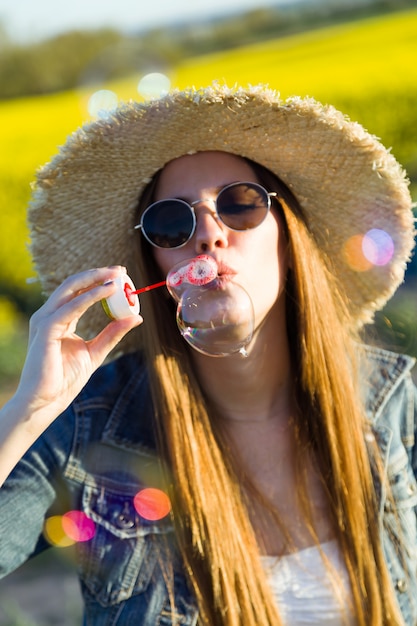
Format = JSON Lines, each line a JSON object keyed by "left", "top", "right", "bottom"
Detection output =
{"left": 0, "top": 406, "right": 75, "bottom": 577}
{"left": 412, "top": 377, "right": 417, "bottom": 481}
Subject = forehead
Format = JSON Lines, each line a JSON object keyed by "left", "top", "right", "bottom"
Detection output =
{"left": 155, "top": 151, "right": 258, "bottom": 200}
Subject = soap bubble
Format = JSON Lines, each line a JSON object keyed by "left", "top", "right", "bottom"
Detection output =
{"left": 166, "top": 256, "right": 254, "bottom": 357}
{"left": 177, "top": 282, "right": 254, "bottom": 357}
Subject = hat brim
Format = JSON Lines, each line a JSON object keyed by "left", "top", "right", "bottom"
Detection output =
{"left": 28, "top": 85, "right": 415, "bottom": 350}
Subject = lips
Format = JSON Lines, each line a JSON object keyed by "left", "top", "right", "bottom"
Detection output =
{"left": 213, "top": 260, "right": 237, "bottom": 283}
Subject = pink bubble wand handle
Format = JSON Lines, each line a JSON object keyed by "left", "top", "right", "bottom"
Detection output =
{"left": 130, "top": 281, "right": 167, "bottom": 295}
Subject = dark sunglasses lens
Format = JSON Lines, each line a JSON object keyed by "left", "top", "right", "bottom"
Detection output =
{"left": 217, "top": 183, "right": 269, "bottom": 230}
{"left": 142, "top": 200, "right": 194, "bottom": 248}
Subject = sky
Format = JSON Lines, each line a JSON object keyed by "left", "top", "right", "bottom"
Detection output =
{"left": 0, "top": 0, "right": 295, "bottom": 43}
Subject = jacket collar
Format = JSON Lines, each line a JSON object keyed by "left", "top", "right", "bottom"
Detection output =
{"left": 98, "top": 346, "right": 415, "bottom": 450}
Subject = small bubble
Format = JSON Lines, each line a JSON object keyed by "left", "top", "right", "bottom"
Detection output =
{"left": 134, "top": 488, "right": 171, "bottom": 521}
{"left": 137, "top": 73, "right": 171, "bottom": 99}
{"left": 88, "top": 89, "right": 118, "bottom": 118}
{"left": 362, "top": 229, "right": 394, "bottom": 267}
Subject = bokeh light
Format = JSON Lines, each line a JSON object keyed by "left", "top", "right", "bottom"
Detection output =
{"left": 343, "top": 229, "right": 395, "bottom": 272}
{"left": 343, "top": 234, "right": 373, "bottom": 272}
{"left": 137, "top": 73, "right": 171, "bottom": 99}
{"left": 62, "top": 510, "right": 96, "bottom": 542}
{"left": 87, "top": 89, "right": 118, "bottom": 118}
{"left": 133, "top": 487, "right": 171, "bottom": 521}
{"left": 362, "top": 228, "right": 394, "bottom": 266}
{"left": 43, "top": 511, "right": 95, "bottom": 547}
{"left": 43, "top": 515, "right": 75, "bottom": 548}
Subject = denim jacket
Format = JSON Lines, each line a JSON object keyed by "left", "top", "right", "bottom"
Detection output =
{"left": 1, "top": 345, "right": 416, "bottom": 625}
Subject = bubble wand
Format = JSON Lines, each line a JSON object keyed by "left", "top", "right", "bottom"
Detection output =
{"left": 129, "top": 281, "right": 167, "bottom": 296}
{"left": 102, "top": 255, "right": 254, "bottom": 358}
{"left": 102, "top": 255, "right": 217, "bottom": 320}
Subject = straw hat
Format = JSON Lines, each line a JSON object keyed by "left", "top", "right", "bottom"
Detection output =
{"left": 28, "top": 83, "right": 415, "bottom": 350}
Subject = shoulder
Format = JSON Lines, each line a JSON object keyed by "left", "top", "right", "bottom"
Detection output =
{"left": 359, "top": 344, "right": 415, "bottom": 422}
{"left": 359, "top": 344, "right": 416, "bottom": 458}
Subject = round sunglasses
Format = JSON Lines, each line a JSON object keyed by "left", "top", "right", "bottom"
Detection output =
{"left": 134, "top": 181, "right": 277, "bottom": 249}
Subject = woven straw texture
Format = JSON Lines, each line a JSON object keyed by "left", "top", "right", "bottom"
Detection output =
{"left": 28, "top": 84, "right": 415, "bottom": 351}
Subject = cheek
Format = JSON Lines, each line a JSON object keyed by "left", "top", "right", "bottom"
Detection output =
{"left": 270, "top": 213, "right": 289, "bottom": 277}
{"left": 152, "top": 248, "right": 183, "bottom": 278}
{"left": 243, "top": 217, "right": 288, "bottom": 303}
{"left": 248, "top": 217, "right": 283, "bottom": 272}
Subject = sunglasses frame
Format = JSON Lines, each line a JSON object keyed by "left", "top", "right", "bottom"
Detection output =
{"left": 135, "top": 181, "right": 277, "bottom": 249}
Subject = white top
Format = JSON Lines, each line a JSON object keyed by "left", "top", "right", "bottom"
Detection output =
{"left": 261, "top": 540, "right": 357, "bottom": 625}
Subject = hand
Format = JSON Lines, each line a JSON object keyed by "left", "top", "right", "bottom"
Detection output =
{"left": 15, "top": 266, "right": 143, "bottom": 423}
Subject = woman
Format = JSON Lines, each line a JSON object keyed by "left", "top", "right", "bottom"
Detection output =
{"left": 0, "top": 84, "right": 416, "bottom": 625}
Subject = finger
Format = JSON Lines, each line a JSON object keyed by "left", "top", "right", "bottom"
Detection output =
{"left": 34, "top": 280, "right": 123, "bottom": 336}
{"left": 86, "top": 315, "right": 144, "bottom": 369}
{"left": 40, "top": 266, "right": 127, "bottom": 315}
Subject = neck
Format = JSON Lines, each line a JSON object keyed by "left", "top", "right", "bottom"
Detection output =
{"left": 190, "top": 302, "right": 293, "bottom": 425}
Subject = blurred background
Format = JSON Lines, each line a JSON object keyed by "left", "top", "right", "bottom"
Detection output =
{"left": 0, "top": 0, "right": 416, "bottom": 623}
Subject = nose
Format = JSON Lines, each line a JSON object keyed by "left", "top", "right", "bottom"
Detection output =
{"left": 192, "top": 201, "right": 228, "bottom": 253}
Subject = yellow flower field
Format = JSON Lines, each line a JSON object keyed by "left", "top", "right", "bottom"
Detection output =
{"left": 0, "top": 7, "right": 416, "bottom": 300}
